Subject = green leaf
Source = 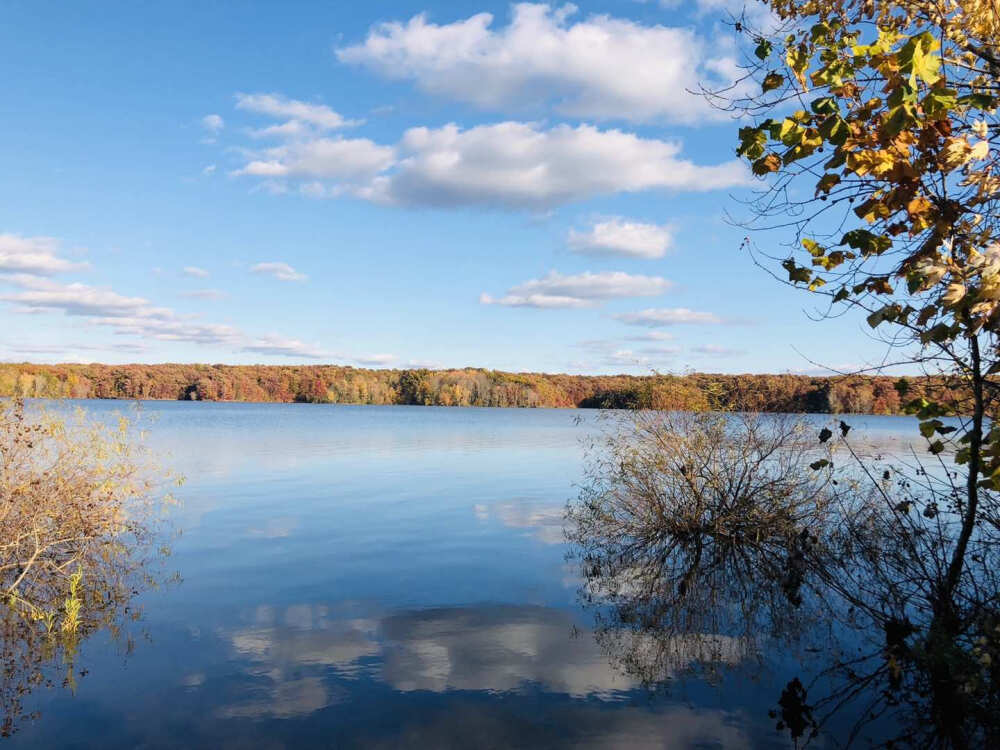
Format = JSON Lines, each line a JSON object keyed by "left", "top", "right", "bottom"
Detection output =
{"left": 919, "top": 419, "right": 943, "bottom": 438}
{"left": 809, "top": 459, "right": 830, "bottom": 470}
{"left": 810, "top": 97, "right": 838, "bottom": 115}
{"left": 884, "top": 104, "right": 915, "bottom": 137}
{"left": 928, "top": 440, "right": 944, "bottom": 455}
{"left": 754, "top": 38, "right": 773, "bottom": 60}
{"left": 779, "top": 118, "right": 805, "bottom": 147}
{"left": 818, "top": 427, "right": 832, "bottom": 443}
{"left": 818, "top": 115, "right": 849, "bottom": 145}
{"left": 898, "top": 31, "right": 941, "bottom": 87}
{"left": 957, "top": 93, "right": 997, "bottom": 110}
{"left": 841, "top": 230, "right": 891, "bottom": 256}
{"left": 737, "top": 126, "right": 768, "bottom": 160}
{"left": 923, "top": 89, "right": 957, "bottom": 118}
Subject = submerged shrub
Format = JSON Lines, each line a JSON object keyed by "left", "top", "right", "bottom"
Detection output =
{"left": 0, "top": 399, "right": 175, "bottom": 736}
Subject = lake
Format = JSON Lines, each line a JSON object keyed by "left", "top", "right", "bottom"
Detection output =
{"left": 5, "top": 402, "right": 937, "bottom": 748}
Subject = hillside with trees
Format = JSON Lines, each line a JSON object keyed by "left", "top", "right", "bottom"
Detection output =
{"left": 0, "top": 362, "right": 962, "bottom": 414}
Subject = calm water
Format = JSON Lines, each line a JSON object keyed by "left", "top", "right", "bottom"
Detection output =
{"left": 6, "top": 403, "right": 937, "bottom": 749}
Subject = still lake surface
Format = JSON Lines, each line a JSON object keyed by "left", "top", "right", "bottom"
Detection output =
{"left": 7, "top": 402, "right": 936, "bottom": 748}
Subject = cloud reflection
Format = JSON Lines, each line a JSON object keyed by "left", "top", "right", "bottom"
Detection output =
{"left": 216, "top": 601, "right": 753, "bottom": 724}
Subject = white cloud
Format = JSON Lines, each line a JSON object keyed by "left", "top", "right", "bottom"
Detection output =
{"left": 615, "top": 307, "right": 724, "bottom": 326}
{"left": 103, "top": 317, "right": 242, "bottom": 346}
{"left": 0, "top": 275, "right": 170, "bottom": 318}
{"left": 337, "top": 3, "right": 738, "bottom": 124}
{"left": 242, "top": 335, "right": 329, "bottom": 360}
{"left": 202, "top": 114, "right": 225, "bottom": 132}
{"left": 202, "top": 164, "right": 217, "bottom": 176}
{"left": 182, "top": 265, "right": 210, "bottom": 278}
{"left": 600, "top": 348, "right": 676, "bottom": 368}
{"left": 0, "top": 254, "right": 327, "bottom": 359}
{"left": 363, "top": 122, "right": 748, "bottom": 209}
{"left": 235, "top": 93, "right": 360, "bottom": 132}
{"left": 574, "top": 337, "right": 678, "bottom": 369}
{"left": 482, "top": 270, "right": 671, "bottom": 309}
{"left": 236, "top": 136, "right": 395, "bottom": 181}
{"left": 0, "top": 234, "right": 89, "bottom": 275}
{"left": 568, "top": 218, "right": 674, "bottom": 259}
{"left": 229, "top": 99, "right": 748, "bottom": 208}
{"left": 250, "top": 262, "right": 308, "bottom": 282}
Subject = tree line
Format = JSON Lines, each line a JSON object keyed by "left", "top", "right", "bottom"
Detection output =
{"left": 0, "top": 362, "right": 965, "bottom": 414}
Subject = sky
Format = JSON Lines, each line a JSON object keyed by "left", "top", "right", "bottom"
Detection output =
{"left": 0, "top": 1, "right": 894, "bottom": 375}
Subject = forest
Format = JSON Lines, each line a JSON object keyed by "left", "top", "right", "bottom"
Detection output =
{"left": 0, "top": 362, "right": 958, "bottom": 414}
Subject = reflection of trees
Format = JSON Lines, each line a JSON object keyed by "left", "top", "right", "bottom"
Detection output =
{"left": 0, "top": 401, "right": 173, "bottom": 737}
{"left": 568, "top": 410, "right": 1000, "bottom": 747}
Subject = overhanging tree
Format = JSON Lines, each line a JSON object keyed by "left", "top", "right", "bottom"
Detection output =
{"left": 715, "top": 1, "right": 1000, "bottom": 745}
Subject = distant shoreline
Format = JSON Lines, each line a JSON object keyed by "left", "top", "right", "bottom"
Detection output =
{"left": 0, "top": 362, "right": 940, "bottom": 415}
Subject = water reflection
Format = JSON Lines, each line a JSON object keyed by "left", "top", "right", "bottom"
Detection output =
{"left": 207, "top": 601, "right": 761, "bottom": 748}
{"left": 220, "top": 603, "right": 635, "bottom": 704}
{"left": 568, "top": 409, "right": 1000, "bottom": 747}
{"left": 11, "top": 402, "right": 948, "bottom": 748}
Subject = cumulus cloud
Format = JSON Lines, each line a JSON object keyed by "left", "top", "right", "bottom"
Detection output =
{"left": 0, "top": 234, "right": 89, "bottom": 275}
{"left": 336, "top": 3, "right": 738, "bottom": 124}
{"left": 183, "top": 265, "right": 210, "bottom": 278}
{"left": 615, "top": 307, "right": 724, "bottom": 326}
{"left": 235, "top": 136, "right": 395, "bottom": 180}
{"left": 568, "top": 218, "right": 674, "bottom": 259}
{"left": 481, "top": 270, "right": 672, "bottom": 309}
{"left": 201, "top": 114, "right": 225, "bottom": 133}
{"left": 364, "top": 122, "right": 748, "bottom": 209}
{"left": 235, "top": 93, "right": 361, "bottom": 134}
{"left": 250, "top": 262, "right": 308, "bottom": 282}
{"left": 228, "top": 110, "right": 748, "bottom": 209}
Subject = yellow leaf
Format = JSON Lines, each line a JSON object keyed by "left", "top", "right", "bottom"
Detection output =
{"left": 941, "top": 138, "right": 972, "bottom": 172}
{"left": 970, "top": 140, "right": 990, "bottom": 161}
{"left": 942, "top": 283, "right": 966, "bottom": 306}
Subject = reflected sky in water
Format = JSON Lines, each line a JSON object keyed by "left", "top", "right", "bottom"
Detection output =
{"left": 5, "top": 402, "right": 930, "bottom": 748}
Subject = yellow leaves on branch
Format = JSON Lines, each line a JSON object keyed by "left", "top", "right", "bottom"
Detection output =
{"left": 940, "top": 137, "right": 992, "bottom": 173}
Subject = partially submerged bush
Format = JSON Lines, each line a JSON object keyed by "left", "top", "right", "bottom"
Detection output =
{"left": 569, "top": 409, "right": 1000, "bottom": 746}
{"left": 568, "top": 411, "right": 837, "bottom": 682}
{"left": 0, "top": 399, "right": 174, "bottom": 736}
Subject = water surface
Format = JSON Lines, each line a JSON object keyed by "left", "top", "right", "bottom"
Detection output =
{"left": 6, "top": 403, "right": 933, "bottom": 748}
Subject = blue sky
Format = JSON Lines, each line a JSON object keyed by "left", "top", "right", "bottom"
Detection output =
{"left": 0, "top": 1, "right": 891, "bottom": 374}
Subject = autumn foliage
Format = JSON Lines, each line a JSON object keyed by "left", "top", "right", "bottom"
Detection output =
{"left": 0, "top": 362, "right": 964, "bottom": 414}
